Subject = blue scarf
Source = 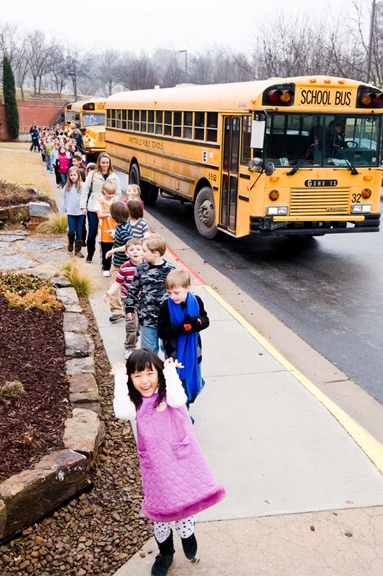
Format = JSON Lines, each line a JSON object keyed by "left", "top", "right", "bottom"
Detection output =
{"left": 168, "top": 292, "right": 200, "bottom": 403}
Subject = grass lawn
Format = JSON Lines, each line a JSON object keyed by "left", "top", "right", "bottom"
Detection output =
{"left": 0, "top": 142, "right": 54, "bottom": 197}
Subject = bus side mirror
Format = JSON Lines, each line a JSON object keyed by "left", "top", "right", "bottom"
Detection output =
{"left": 248, "top": 157, "right": 263, "bottom": 172}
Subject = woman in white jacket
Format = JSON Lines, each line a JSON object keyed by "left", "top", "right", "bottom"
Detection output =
{"left": 80, "top": 152, "right": 121, "bottom": 263}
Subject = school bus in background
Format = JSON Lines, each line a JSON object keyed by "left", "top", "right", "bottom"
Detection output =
{"left": 64, "top": 98, "right": 106, "bottom": 161}
{"left": 105, "top": 76, "right": 382, "bottom": 239}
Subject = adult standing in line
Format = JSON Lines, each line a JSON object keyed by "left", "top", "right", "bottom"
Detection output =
{"left": 29, "top": 122, "right": 40, "bottom": 152}
{"left": 80, "top": 152, "right": 121, "bottom": 263}
{"left": 71, "top": 124, "right": 86, "bottom": 155}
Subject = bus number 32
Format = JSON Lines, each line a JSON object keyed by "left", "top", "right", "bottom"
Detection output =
{"left": 351, "top": 193, "right": 361, "bottom": 203}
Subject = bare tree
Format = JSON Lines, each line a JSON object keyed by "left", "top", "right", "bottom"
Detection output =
{"left": 0, "top": 22, "right": 20, "bottom": 65}
{"left": 128, "top": 53, "right": 159, "bottom": 90}
{"left": 152, "top": 49, "right": 184, "bottom": 88}
{"left": 46, "top": 42, "right": 67, "bottom": 96}
{"left": 0, "top": 24, "right": 31, "bottom": 98}
{"left": 93, "top": 49, "right": 125, "bottom": 96}
{"left": 213, "top": 49, "right": 254, "bottom": 83}
{"left": 26, "top": 30, "right": 51, "bottom": 94}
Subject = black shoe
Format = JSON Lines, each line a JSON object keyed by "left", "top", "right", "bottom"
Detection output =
{"left": 181, "top": 533, "right": 197, "bottom": 560}
{"left": 151, "top": 554, "right": 173, "bottom": 576}
{"left": 109, "top": 314, "right": 124, "bottom": 323}
{"left": 82, "top": 241, "right": 87, "bottom": 247}
{"left": 86, "top": 257, "right": 92, "bottom": 263}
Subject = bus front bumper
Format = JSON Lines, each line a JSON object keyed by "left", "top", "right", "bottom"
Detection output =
{"left": 250, "top": 214, "right": 380, "bottom": 236}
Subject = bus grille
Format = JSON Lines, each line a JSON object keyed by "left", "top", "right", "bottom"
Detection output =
{"left": 290, "top": 188, "right": 350, "bottom": 216}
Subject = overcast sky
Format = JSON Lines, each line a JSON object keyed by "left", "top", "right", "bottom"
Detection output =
{"left": 1, "top": 0, "right": 369, "bottom": 55}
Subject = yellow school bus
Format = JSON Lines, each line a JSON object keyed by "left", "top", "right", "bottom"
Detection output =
{"left": 65, "top": 98, "right": 106, "bottom": 160}
{"left": 105, "top": 77, "right": 382, "bottom": 239}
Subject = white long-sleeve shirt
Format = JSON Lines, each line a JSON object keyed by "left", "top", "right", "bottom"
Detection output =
{"left": 113, "top": 364, "right": 187, "bottom": 421}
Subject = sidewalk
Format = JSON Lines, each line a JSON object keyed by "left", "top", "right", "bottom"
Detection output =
{"left": 87, "top": 225, "right": 383, "bottom": 575}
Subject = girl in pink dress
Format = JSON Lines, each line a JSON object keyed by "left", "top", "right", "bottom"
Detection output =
{"left": 112, "top": 348, "right": 225, "bottom": 576}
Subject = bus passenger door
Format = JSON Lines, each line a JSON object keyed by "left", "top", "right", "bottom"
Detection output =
{"left": 220, "top": 117, "right": 240, "bottom": 232}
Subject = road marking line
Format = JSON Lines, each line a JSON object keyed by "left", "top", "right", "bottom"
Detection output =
{"left": 203, "top": 284, "right": 383, "bottom": 475}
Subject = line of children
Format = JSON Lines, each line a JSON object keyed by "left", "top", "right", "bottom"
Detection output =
{"left": 95, "top": 180, "right": 118, "bottom": 277}
{"left": 104, "top": 238, "right": 143, "bottom": 357}
{"left": 105, "top": 202, "right": 132, "bottom": 322}
{"left": 107, "top": 189, "right": 222, "bottom": 575}
{"left": 61, "top": 166, "right": 85, "bottom": 258}
{"left": 125, "top": 234, "right": 175, "bottom": 354}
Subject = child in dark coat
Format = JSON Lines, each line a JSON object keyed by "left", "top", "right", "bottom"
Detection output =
{"left": 157, "top": 269, "right": 209, "bottom": 406}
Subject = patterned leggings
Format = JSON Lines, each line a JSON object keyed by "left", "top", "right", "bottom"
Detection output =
{"left": 154, "top": 516, "right": 194, "bottom": 543}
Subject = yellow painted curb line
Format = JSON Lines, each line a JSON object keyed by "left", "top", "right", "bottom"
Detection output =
{"left": 203, "top": 284, "right": 383, "bottom": 475}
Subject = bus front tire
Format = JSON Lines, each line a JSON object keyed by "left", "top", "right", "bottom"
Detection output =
{"left": 194, "top": 187, "right": 217, "bottom": 239}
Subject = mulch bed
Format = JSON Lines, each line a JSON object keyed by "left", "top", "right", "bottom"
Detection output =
{"left": 0, "top": 294, "right": 70, "bottom": 482}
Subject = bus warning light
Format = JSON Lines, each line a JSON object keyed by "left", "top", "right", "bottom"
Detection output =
{"left": 358, "top": 89, "right": 383, "bottom": 108}
{"left": 264, "top": 87, "right": 294, "bottom": 106}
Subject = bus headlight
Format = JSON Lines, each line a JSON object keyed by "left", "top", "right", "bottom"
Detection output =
{"left": 267, "top": 205, "right": 288, "bottom": 215}
{"left": 351, "top": 204, "right": 372, "bottom": 213}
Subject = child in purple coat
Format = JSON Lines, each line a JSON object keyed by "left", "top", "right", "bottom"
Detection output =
{"left": 112, "top": 348, "right": 225, "bottom": 576}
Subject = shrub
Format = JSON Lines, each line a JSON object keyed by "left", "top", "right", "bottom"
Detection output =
{"left": 34, "top": 212, "right": 68, "bottom": 234}
{"left": 0, "top": 380, "right": 26, "bottom": 400}
{"left": 0, "top": 272, "right": 53, "bottom": 296}
{"left": 60, "top": 260, "right": 93, "bottom": 296}
{"left": 5, "top": 286, "right": 63, "bottom": 312}
{"left": 2, "top": 56, "right": 19, "bottom": 139}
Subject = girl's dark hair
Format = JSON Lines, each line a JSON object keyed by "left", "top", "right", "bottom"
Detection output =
{"left": 110, "top": 201, "right": 130, "bottom": 224}
{"left": 126, "top": 348, "right": 165, "bottom": 409}
{"left": 127, "top": 199, "right": 144, "bottom": 219}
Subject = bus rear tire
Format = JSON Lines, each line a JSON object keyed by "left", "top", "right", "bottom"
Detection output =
{"left": 194, "top": 187, "right": 217, "bottom": 239}
{"left": 129, "top": 163, "right": 158, "bottom": 205}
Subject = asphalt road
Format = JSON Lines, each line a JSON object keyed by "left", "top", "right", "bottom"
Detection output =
{"left": 146, "top": 193, "right": 383, "bottom": 405}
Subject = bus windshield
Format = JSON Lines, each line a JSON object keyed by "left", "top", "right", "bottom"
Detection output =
{"left": 263, "top": 113, "right": 381, "bottom": 168}
{"left": 82, "top": 113, "right": 105, "bottom": 127}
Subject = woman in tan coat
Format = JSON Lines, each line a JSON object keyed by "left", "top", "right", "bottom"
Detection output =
{"left": 80, "top": 152, "right": 121, "bottom": 262}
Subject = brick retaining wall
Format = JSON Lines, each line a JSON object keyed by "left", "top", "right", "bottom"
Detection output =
{"left": 0, "top": 99, "right": 68, "bottom": 140}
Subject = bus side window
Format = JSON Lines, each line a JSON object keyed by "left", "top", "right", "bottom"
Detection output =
{"left": 241, "top": 115, "right": 251, "bottom": 165}
{"left": 184, "top": 111, "right": 192, "bottom": 139}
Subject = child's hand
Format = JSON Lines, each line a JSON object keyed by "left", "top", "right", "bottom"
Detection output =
{"left": 164, "top": 357, "right": 184, "bottom": 369}
{"left": 126, "top": 312, "right": 134, "bottom": 321}
{"left": 103, "top": 292, "right": 110, "bottom": 302}
{"left": 110, "top": 362, "right": 127, "bottom": 376}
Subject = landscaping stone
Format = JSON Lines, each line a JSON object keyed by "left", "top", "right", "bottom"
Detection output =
{"left": 65, "top": 331, "right": 94, "bottom": 357}
{"left": 66, "top": 356, "right": 96, "bottom": 376}
{"left": 63, "top": 311, "right": 89, "bottom": 333}
{"left": 63, "top": 409, "right": 105, "bottom": 466}
{"left": 56, "top": 286, "right": 82, "bottom": 313}
{"left": 69, "top": 373, "right": 101, "bottom": 414}
{"left": 0, "top": 450, "right": 90, "bottom": 542}
{"left": 28, "top": 202, "right": 51, "bottom": 217}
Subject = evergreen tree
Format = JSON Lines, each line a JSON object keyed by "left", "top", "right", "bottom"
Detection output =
{"left": 2, "top": 55, "right": 19, "bottom": 139}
